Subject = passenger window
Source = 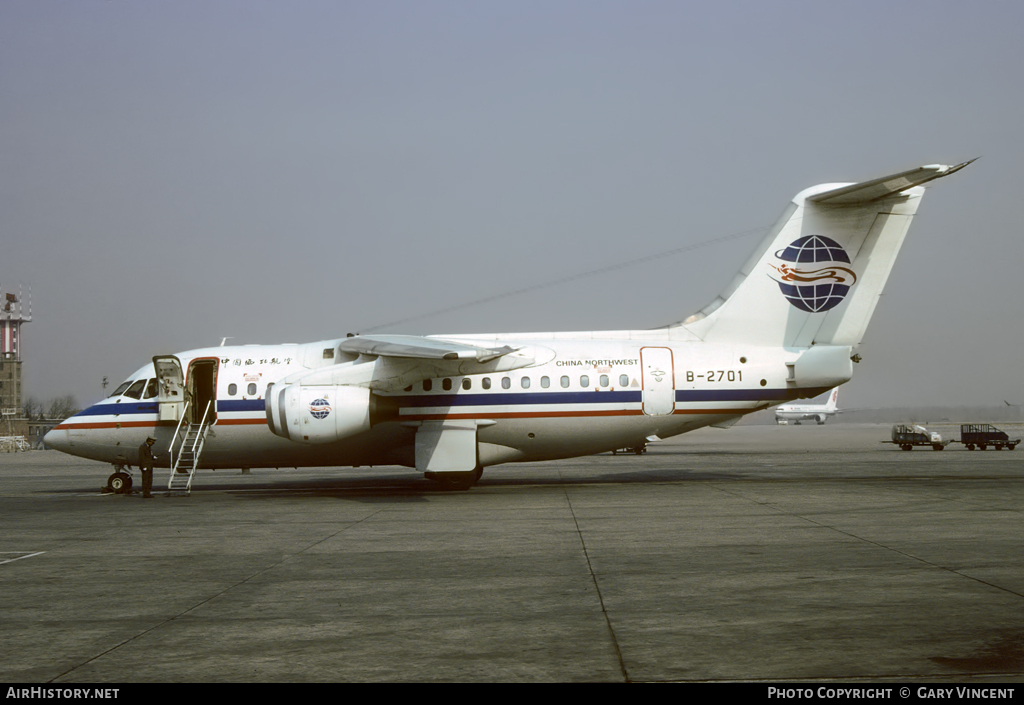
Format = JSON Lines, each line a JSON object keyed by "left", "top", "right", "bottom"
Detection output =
{"left": 123, "top": 380, "right": 146, "bottom": 400}
{"left": 560, "top": 376, "right": 570, "bottom": 388}
{"left": 442, "top": 378, "right": 452, "bottom": 391}
{"left": 580, "top": 375, "right": 589, "bottom": 388}
{"left": 521, "top": 377, "right": 531, "bottom": 389}
{"left": 462, "top": 378, "right": 471, "bottom": 390}
{"left": 482, "top": 378, "right": 491, "bottom": 390}
{"left": 247, "top": 383, "right": 257, "bottom": 396}
{"left": 620, "top": 374, "right": 629, "bottom": 387}
{"left": 228, "top": 383, "right": 238, "bottom": 396}
{"left": 501, "top": 377, "right": 511, "bottom": 390}
{"left": 144, "top": 379, "right": 158, "bottom": 399}
{"left": 600, "top": 375, "right": 609, "bottom": 387}
{"left": 423, "top": 379, "right": 432, "bottom": 392}
{"left": 541, "top": 376, "right": 550, "bottom": 388}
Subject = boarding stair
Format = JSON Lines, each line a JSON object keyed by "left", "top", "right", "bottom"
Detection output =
{"left": 167, "top": 400, "right": 212, "bottom": 495}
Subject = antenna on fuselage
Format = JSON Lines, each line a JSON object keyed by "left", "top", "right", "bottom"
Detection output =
{"left": 220, "top": 337, "right": 233, "bottom": 347}
{"left": 356, "top": 224, "right": 768, "bottom": 333}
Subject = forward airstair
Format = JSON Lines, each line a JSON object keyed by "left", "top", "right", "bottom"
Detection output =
{"left": 167, "top": 401, "right": 212, "bottom": 495}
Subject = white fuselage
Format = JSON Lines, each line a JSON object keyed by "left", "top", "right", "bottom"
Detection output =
{"left": 774, "top": 407, "right": 835, "bottom": 424}
{"left": 45, "top": 333, "right": 821, "bottom": 470}
{"left": 774, "top": 388, "right": 838, "bottom": 424}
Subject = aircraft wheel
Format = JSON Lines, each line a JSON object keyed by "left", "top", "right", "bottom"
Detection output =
{"left": 108, "top": 472, "right": 132, "bottom": 494}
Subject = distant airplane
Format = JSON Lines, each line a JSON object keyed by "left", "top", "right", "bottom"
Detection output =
{"left": 775, "top": 387, "right": 840, "bottom": 425}
{"left": 45, "top": 161, "right": 972, "bottom": 491}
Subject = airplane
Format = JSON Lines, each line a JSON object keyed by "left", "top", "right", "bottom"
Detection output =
{"left": 45, "top": 161, "right": 972, "bottom": 491}
{"left": 774, "top": 387, "right": 839, "bottom": 425}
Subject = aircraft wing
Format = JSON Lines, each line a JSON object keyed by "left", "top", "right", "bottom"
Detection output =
{"left": 275, "top": 334, "right": 532, "bottom": 392}
{"left": 339, "top": 334, "right": 517, "bottom": 363}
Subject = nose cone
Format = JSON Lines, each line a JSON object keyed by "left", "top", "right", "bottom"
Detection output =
{"left": 43, "top": 427, "right": 70, "bottom": 452}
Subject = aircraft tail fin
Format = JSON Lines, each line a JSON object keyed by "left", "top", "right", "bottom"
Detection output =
{"left": 825, "top": 387, "right": 839, "bottom": 412}
{"left": 673, "top": 162, "right": 973, "bottom": 349}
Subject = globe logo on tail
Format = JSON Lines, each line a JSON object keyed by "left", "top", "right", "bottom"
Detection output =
{"left": 768, "top": 235, "right": 857, "bottom": 312}
{"left": 310, "top": 398, "right": 331, "bottom": 420}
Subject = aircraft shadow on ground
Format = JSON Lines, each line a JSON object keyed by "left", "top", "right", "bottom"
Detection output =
{"left": 47, "top": 464, "right": 748, "bottom": 502}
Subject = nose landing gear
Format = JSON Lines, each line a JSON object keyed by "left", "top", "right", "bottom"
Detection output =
{"left": 105, "top": 460, "right": 134, "bottom": 494}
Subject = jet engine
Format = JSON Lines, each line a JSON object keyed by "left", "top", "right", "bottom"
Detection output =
{"left": 266, "top": 383, "right": 372, "bottom": 444}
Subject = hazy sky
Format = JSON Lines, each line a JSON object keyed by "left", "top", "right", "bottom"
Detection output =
{"left": 3, "top": 1, "right": 1022, "bottom": 409}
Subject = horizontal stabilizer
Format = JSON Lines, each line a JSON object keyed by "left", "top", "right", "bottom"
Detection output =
{"left": 339, "top": 334, "right": 517, "bottom": 362}
{"left": 809, "top": 160, "right": 976, "bottom": 204}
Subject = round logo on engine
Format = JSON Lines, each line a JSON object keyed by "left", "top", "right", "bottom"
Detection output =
{"left": 309, "top": 398, "right": 331, "bottom": 420}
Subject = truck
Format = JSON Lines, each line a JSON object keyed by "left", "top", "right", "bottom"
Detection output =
{"left": 889, "top": 424, "right": 949, "bottom": 451}
{"left": 960, "top": 424, "right": 1019, "bottom": 451}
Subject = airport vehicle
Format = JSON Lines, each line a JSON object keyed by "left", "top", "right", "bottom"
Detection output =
{"left": 775, "top": 387, "right": 839, "bottom": 425}
{"left": 960, "top": 424, "right": 1019, "bottom": 451}
{"left": 889, "top": 424, "right": 949, "bottom": 451}
{"left": 45, "top": 162, "right": 971, "bottom": 490}
{"left": 611, "top": 443, "right": 648, "bottom": 455}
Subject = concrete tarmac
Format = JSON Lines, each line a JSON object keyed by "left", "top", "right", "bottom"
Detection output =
{"left": 2, "top": 423, "right": 1023, "bottom": 683}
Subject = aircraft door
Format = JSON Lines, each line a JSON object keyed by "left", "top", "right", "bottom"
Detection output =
{"left": 153, "top": 356, "right": 185, "bottom": 423}
{"left": 186, "top": 358, "right": 219, "bottom": 425}
{"left": 640, "top": 347, "right": 675, "bottom": 416}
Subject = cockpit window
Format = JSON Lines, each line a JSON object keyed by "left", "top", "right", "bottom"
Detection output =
{"left": 110, "top": 381, "right": 132, "bottom": 398}
{"left": 123, "top": 379, "right": 147, "bottom": 400}
{"left": 143, "top": 379, "right": 158, "bottom": 399}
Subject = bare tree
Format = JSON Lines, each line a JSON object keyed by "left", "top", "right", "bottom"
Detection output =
{"left": 46, "top": 395, "right": 79, "bottom": 420}
{"left": 22, "top": 396, "right": 44, "bottom": 421}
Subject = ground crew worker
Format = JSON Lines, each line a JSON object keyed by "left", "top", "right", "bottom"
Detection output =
{"left": 138, "top": 437, "right": 157, "bottom": 498}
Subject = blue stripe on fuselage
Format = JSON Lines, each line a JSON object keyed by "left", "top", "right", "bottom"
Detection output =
{"left": 396, "top": 390, "right": 641, "bottom": 408}
{"left": 74, "top": 388, "right": 798, "bottom": 419}
{"left": 217, "top": 399, "right": 266, "bottom": 413}
{"left": 675, "top": 389, "right": 794, "bottom": 402}
{"left": 74, "top": 401, "right": 158, "bottom": 416}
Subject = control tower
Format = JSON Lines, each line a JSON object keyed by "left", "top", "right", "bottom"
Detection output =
{"left": 1, "top": 287, "right": 31, "bottom": 424}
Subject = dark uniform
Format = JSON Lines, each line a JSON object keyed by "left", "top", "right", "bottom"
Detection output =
{"left": 138, "top": 438, "right": 156, "bottom": 498}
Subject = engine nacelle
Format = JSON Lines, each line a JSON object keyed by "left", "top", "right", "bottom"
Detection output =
{"left": 266, "top": 384, "right": 372, "bottom": 444}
